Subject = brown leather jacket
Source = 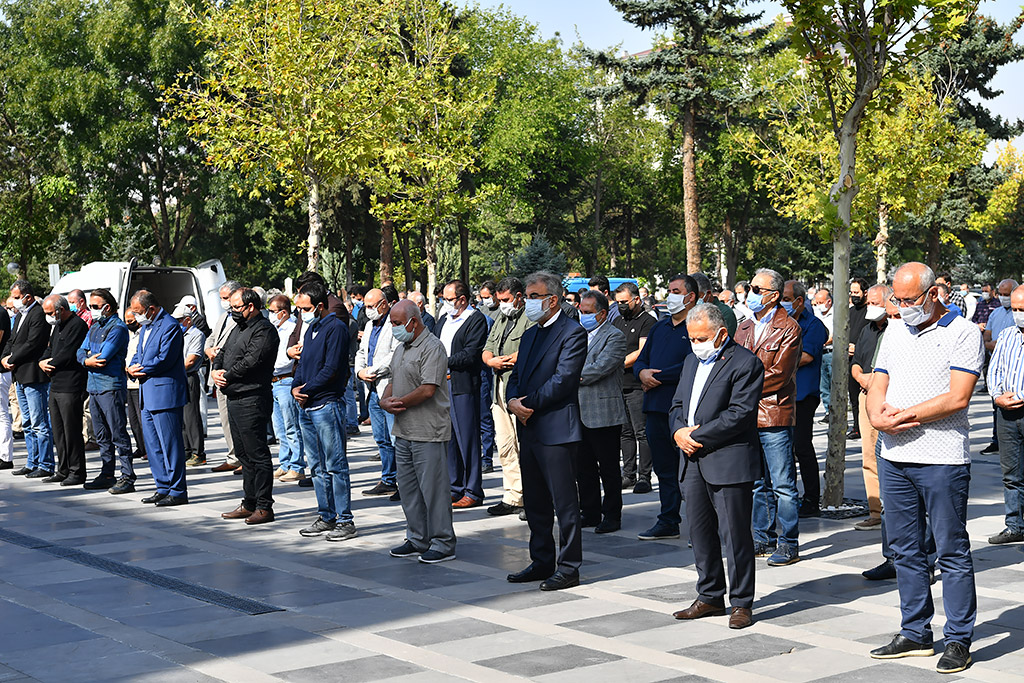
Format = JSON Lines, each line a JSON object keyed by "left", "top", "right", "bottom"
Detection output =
{"left": 734, "top": 305, "right": 802, "bottom": 428}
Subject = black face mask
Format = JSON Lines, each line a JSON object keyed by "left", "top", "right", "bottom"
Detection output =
{"left": 230, "top": 311, "right": 246, "bottom": 324}
{"left": 617, "top": 302, "right": 635, "bottom": 319}
{"left": 851, "top": 296, "right": 865, "bottom": 306}
{"left": 126, "top": 322, "right": 140, "bottom": 332}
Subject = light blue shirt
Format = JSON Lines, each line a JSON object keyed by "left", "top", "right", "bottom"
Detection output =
{"left": 687, "top": 341, "right": 727, "bottom": 427}
{"left": 989, "top": 325, "right": 1024, "bottom": 401}
{"left": 988, "top": 306, "right": 1015, "bottom": 343}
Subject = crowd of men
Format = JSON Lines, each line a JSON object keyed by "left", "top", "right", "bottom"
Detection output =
{"left": 1, "top": 262, "right": 1021, "bottom": 675}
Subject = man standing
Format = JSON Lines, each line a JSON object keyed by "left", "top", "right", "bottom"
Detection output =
{"left": 205, "top": 281, "right": 242, "bottom": 473}
{"left": 735, "top": 268, "right": 802, "bottom": 566}
{"left": 781, "top": 280, "right": 827, "bottom": 518}
{"left": 482, "top": 277, "right": 533, "bottom": 517}
{"left": 77, "top": 289, "right": 135, "bottom": 493}
{"left": 175, "top": 295, "right": 211, "bottom": 337}
{"left": 381, "top": 301, "right": 457, "bottom": 563}
{"left": 577, "top": 291, "right": 628, "bottom": 534}
{"left": 506, "top": 271, "right": 587, "bottom": 591}
{"left": 67, "top": 289, "right": 97, "bottom": 452}
{"left": 0, "top": 302, "right": 11, "bottom": 471}
{"left": 128, "top": 290, "right": 189, "bottom": 506}
{"left": 124, "top": 311, "right": 146, "bottom": 461}
{"left": 174, "top": 303, "right": 207, "bottom": 468}
{"left": 985, "top": 283, "right": 1024, "bottom": 545}
{"left": 477, "top": 280, "right": 500, "bottom": 321}
{"left": 936, "top": 272, "right": 966, "bottom": 317}
{"left": 847, "top": 278, "right": 870, "bottom": 438}
{"left": 850, "top": 284, "right": 891, "bottom": 530}
{"left": 292, "top": 282, "right": 357, "bottom": 542}
{"left": 436, "top": 280, "right": 489, "bottom": 509}
{"left": 267, "top": 295, "right": 305, "bottom": 482}
{"left": 39, "top": 295, "right": 89, "bottom": 485}
{"left": 670, "top": 304, "right": 764, "bottom": 630}
{"left": 214, "top": 288, "right": 280, "bottom": 525}
{"left": 867, "top": 262, "right": 983, "bottom": 675}
{"left": 355, "top": 286, "right": 401, "bottom": 497}
{"left": 691, "top": 272, "right": 737, "bottom": 336}
{"left": 971, "top": 283, "right": 998, "bottom": 331}
{"left": 813, "top": 288, "right": 835, "bottom": 422}
{"left": 410, "top": 291, "right": 435, "bottom": 333}
{"left": 634, "top": 274, "right": 696, "bottom": 540}
{"left": 613, "top": 282, "right": 656, "bottom": 494}
{"left": 588, "top": 275, "right": 620, "bottom": 323}
{"left": 981, "top": 279, "right": 1019, "bottom": 456}
{"left": 3, "top": 280, "right": 53, "bottom": 477}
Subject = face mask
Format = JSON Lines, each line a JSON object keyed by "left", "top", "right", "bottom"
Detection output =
{"left": 498, "top": 301, "right": 519, "bottom": 317}
{"left": 851, "top": 295, "right": 864, "bottom": 306}
{"left": 230, "top": 311, "right": 245, "bottom": 324}
{"left": 179, "top": 322, "right": 189, "bottom": 332}
{"left": 392, "top": 320, "right": 415, "bottom": 343}
{"left": 441, "top": 300, "right": 457, "bottom": 318}
{"left": 617, "top": 302, "right": 635, "bottom": 319}
{"left": 12, "top": 298, "right": 25, "bottom": 311}
{"left": 666, "top": 293, "right": 687, "bottom": 315}
{"left": 1014, "top": 310, "right": 1024, "bottom": 329}
{"left": 69, "top": 303, "right": 78, "bottom": 313}
{"left": 780, "top": 300, "right": 795, "bottom": 316}
{"left": 365, "top": 305, "right": 382, "bottom": 322}
{"left": 45, "top": 314, "right": 58, "bottom": 326}
{"left": 126, "top": 321, "right": 139, "bottom": 332}
{"left": 480, "top": 297, "right": 494, "bottom": 309}
{"left": 524, "top": 297, "right": 549, "bottom": 322}
{"left": 999, "top": 295, "right": 1012, "bottom": 309}
{"left": 691, "top": 331, "right": 724, "bottom": 362}
{"left": 900, "top": 303, "right": 931, "bottom": 328}
{"left": 865, "top": 305, "right": 886, "bottom": 322}
{"left": 580, "top": 313, "right": 601, "bottom": 331}
{"left": 981, "top": 291, "right": 991, "bottom": 301}
{"left": 136, "top": 310, "right": 153, "bottom": 326}
{"left": 736, "top": 292, "right": 746, "bottom": 303}
{"left": 746, "top": 291, "right": 765, "bottom": 313}
{"left": 812, "top": 303, "right": 828, "bottom": 317}
{"left": 301, "top": 309, "right": 316, "bottom": 324}
{"left": 90, "top": 305, "right": 107, "bottom": 322}
{"left": 220, "top": 299, "right": 231, "bottom": 311}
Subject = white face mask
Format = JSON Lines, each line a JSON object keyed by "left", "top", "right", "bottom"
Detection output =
{"left": 480, "top": 297, "right": 494, "bottom": 309}
{"left": 812, "top": 303, "right": 829, "bottom": 317}
{"left": 441, "top": 300, "right": 458, "bottom": 318}
{"left": 901, "top": 303, "right": 931, "bottom": 328}
{"left": 498, "top": 301, "right": 518, "bottom": 317}
{"left": 1015, "top": 311, "right": 1024, "bottom": 329}
{"left": 365, "top": 304, "right": 382, "bottom": 322}
{"left": 12, "top": 297, "right": 25, "bottom": 311}
{"left": 999, "top": 294, "right": 1012, "bottom": 309}
{"left": 666, "top": 292, "right": 688, "bottom": 314}
{"left": 691, "top": 331, "right": 724, "bottom": 361}
{"left": 45, "top": 314, "right": 58, "bottom": 326}
{"left": 220, "top": 298, "right": 231, "bottom": 311}
{"left": 136, "top": 309, "right": 153, "bottom": 326}
{"left": 865, "top": 305, "right": 886, "bottom": 322}
{"left": 981, "top": 291, "right": 991, "bottom": 301}
{"left": 736, "top": 292, "right": 746, "bottom": 303}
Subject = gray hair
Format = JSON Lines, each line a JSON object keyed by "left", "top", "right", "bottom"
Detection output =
{"left": 220, "top": 280, "right": 243, "bottom": 295}
{"left": 524, "top": 271, "right": 562, "bottom": 299}
{"left": 690, "top": 272, "right": 713, "bottom": 295}
{"left": 787, "top": 280, "right": 807, "bottom": 303}
{"left": 867, "top": 284, "right": 892, "bottom": 299}
{"left": 687, "top": 302, "right": 726, "bottom": 331}
{"left": 756, "top": 268, "right": 785, "bottom": 293}
{"left": 580, "top": 290, "right": 609, "bottom": 313}
{"left": 391, "top": 299, "right": 421, "bottom": 322}
{"left": 894, "top": 263, "right": 935, "bottom": 294}
{"left": 45, "top": 294, "right": 69, "bottom": 312}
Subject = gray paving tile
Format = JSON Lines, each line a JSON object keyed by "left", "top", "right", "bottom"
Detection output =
{"left": 810, "top": 664, "right": 962, "bottom": 682}
{"left": 276, "top": 654, "right": 424, "bottom": 682}
{"left": 467, "top": 587, "right": 586, "bottom": 612}
{"left": 559, "top": 608, "right": 671, "bottom": 637}
{"left": 626, "top": 583, "right": 699, "bottom": 604}
{"left": 751, "top": 601, "right": 859, "bottom": 626}
{"left": 180, "top": 624, "right": 319, "bottom": 649}
{"left": 378, "top": 617, "right": 511, "bottom": 646}
{"left": 477, "top": 644, "right": 622, "bottom": 676}
{"left": 672, "top": 633, "right": 810, "bottom": 666}
{"left": 347, "top": 563, "right": 486, "bottom": 591}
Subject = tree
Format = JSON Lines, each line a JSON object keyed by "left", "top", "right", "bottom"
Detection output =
{"left": 782, "top": 0, "right": 973, "bottom": 507}
{"left": 511, "top": 234, "right": 568, "bottom": 279}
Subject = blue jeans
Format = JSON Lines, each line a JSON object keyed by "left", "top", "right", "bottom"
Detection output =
{"left": 996, "top": 408, "right": 1024, "bottom": 533}
{"left": 753, "top": 427, "right": 799, "bottom": 549}
{"left": 878, "top": 457, "right": 975, "bottom": 647}
{"left": 272, "top": 381, "right": 305, "bottom": 472}
{"left": 16, "top": 382, "right": 53, "bottom": 471}
{"left": 480, "top": 367, "right": 495, "bottom": 468}
{"left": 299, "top": 401, "right": 352, "bottom": 523}
{"left": 368, "top": 391, "right": 396, "bottom": 486}
{"left": 819, "top": 351, "right": 833, "bottom": 414}
{"left": 345, "top": 371, "right": 359, "bottom": 430}
{"left": 646, "top": 412, "right": 681, "bottom": 529}
{"left": 91, "top": 389, "right": 134, "bottom": 480}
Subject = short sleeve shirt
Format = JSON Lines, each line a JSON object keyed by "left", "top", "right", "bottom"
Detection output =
{"left": 389, "top": 330, "right": 451, "bottom": 443}
{"left": 182, "top": 326, "right": 205, "bottom": 374}
{"left": 613, "top": 310, "right": 656, "bottom": 391}
{"left": 874, "top": 312, "right": 984, "bottom": 465}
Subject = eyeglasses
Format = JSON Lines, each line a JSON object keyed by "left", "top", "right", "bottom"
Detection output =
{"left": 230, "top": 304, "right": 247, "bottom": 312}
{"left": 750, "top": 285, "right": 777, "bottom": 295}
{"left": 889, "top": 291, "right": 927, "bottom": 307}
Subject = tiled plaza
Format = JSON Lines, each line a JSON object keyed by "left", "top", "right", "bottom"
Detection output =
{"left": 1, "top": 392, "right": 1022, "bottom": 682}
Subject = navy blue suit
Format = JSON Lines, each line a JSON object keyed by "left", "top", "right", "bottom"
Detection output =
{"left": 669, "top": 340, "right": 764, "bottom": 609}
{"left": 132, "top": 309, "right": 188, "bottom": 498}
{"left": 506, "top": 312, "right": 587, "bottom": 575}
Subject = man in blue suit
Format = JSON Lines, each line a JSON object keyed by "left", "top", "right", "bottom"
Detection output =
{"left": 670, "top": 303, "right": 765, "bottom": 630}
{"left": 128, "top": 290, "right": 189, "bottom": 506}
{"left": 506, "top": 271, "right": 588, "bottom": 591}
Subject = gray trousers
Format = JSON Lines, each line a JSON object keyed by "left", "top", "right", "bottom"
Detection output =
{"left": 217, "top": 388, "right": 236, "bottom": 462}
{"left": 396, "top": 437, "right": 456, "bottom": 554}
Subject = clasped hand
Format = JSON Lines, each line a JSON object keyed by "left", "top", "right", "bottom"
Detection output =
{"left": 507, "top": 397, "right": 534, "bottom": 425}
{"left": 673, "top": 425, "right": 703, "bottom": 455}
{"left": 873, "top": 402, "right": 920, "bottom": 435}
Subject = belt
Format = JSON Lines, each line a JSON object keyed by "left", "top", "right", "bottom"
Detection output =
{"left": 272, "top": 373, "right": 294, "bottom": 383}
{"left": 823, "top": 346, "right": 833, "bottom": 353}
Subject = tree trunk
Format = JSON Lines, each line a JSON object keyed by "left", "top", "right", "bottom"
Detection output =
{"left": 424, "top": 226, "right": 438, "bottom": 313}
{"left": 306, "top": 177, "right": 323, "bottom": 272}
{"left": 927, "top": 225, "right": 941, "bottom": 270}
{"left": 609, "top": 230, "right": 618, "bottom": 271}
{"left": 682, "top": 103, "right": 701, "bottom": 273}
{"left": 380, "top": 213, "right": 394, "bottom": 285}
{"left": 398, "top": 227, "right": 414, "bottom": 291}
{"left": 875, "top": 203, "right": 889, "bottom": 284}
{"left": 722, "top": 214, "right": 738, "bottom": 288}
{"left": 458, "top": 217, "right": 470, "bottom": 285}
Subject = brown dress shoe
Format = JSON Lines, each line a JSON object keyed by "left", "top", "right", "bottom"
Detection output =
{"left": 221, "top": 505, "right": 254, "bottom": 519}
{"left": 672, "top": 599, "right": 726, "bottom": 620}
{"left": 211, "top": 462, "right": 237, "bottom": 473}
{"left": 452, "top": 496, "right": 481, "bottom": 509}
{"left": 245, "top": 509, "right": 275, "bottom": 525}
{"left": 729, "top": 607, "right": 753, "bottom": 629}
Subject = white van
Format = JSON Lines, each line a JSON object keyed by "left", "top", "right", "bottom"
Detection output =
{"left": 50, "top": 258, "right": 228, "bottom": 320}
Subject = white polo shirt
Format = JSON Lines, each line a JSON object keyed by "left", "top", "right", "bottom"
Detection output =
{"left": 874, "top": 311, "right": 984, "bottom": 465}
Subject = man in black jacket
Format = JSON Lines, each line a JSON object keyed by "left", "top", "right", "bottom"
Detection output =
{"left": 214, "top": 288, "right": 280, "bottom": 525}
{"left": 2, "top": 280, "right": 54, "bottom": 477}
{"left": 39, "top": 295, "right": 89, "bottom": 485}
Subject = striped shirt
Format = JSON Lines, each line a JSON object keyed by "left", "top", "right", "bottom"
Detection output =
{"left": 988, "top": 325, "right": 1024, "bottom": 402}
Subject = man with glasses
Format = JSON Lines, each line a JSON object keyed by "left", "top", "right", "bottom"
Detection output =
{"left": 613, "top": 282, "right": 656, "bottom": 494}
{"left": 866, "top": 262, "right": 983, "bottom": 674}
{"left": 205, "top": 281, "right": 243, "bottom": 473}
{"left": 735, "top": 268, "right": 802, "bottom": 566}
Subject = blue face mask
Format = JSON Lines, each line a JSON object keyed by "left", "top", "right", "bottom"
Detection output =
{"left": 301, "top": 310, "right": 316, "bottom": 324}
{"left": 69, "top": 303, "right": 78, "bottom": 313}
{"left": 579, "top": 312, "right": 600, "bottom": 331}
{"left": 746, "top": 291, "right": 765, "bottom": 313}
{"left": 780, "top": 300, "right": 795, "bottom": 316}
{"left": 392, "top": 321, "right": 415, "bottom": 343}
{"left": 179, "top": 322, "right": 188, "bottom": 333}
{"left": 524, "top": 297, "right": 549, "bottom": 322}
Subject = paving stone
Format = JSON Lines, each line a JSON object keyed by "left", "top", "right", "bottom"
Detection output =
{"left": 476, "top": 644, "right": 622, "bottom": 677}
{"left": 378, "top": 617, "right": 511, "bottom": 646}
{"left": 671, "top": 633, "right": 810, "bottom": 666}
{"left": 276, "top": 655, "right": 425, "bottom": 682}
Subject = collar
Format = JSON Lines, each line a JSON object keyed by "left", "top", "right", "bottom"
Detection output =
{"left": 450, "top": 306, "right": 474, "bottom": 323}
{"left": 699, "top": 338, "right": 729, "bottom": 365}
{"left": 310, "top": 312, "right": 334, "bottom": 330}
{"left": 755, "top": 305, "right": 778, "bottom": 326}
{"left": 541, "top": 309, "right": 561, "bottom": 328}
{"left": 936, "top": 309, "right": 958, "bottom": 327}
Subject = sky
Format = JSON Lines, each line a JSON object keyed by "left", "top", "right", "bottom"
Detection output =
{"left": 461, "top": 0, "right": 1024, "bottom": 161}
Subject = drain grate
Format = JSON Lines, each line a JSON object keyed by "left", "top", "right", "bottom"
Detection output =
{"left": 0, "top": 527, "right": 283, "bottom": 615}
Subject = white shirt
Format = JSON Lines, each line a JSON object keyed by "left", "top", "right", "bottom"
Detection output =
{"left": 587, "top": 319, "right": 607, "bottom": 346}
{"left": 273, "top": 316, "right": 296, "bottom": 376}
{"left": 687, "top": 349, "right": 722, "bottom": 427}
{"left": 816, "top": 306, "right": 834, "bottom": 340}
{"left": 541, "top": 309, "right": 562, "bottom": 329}
{"left": 439, "top": 306, "right": 477, "bottom": 356}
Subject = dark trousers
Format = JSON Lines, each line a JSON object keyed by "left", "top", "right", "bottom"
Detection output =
{"left": 227, "top": 393, "right": 275, "bottom": 511}
{"left": 849, "top": 368, "right": 860, "bottom": 432}
{"left": 520, "top": 432, "right": 582, "bottom": 575}
{"left": 50, "top": 391, "right": 85, "bottom": 480}
{"left": 142, "top": 406, "right": 187, "bottom": 497}
{"left": 127, "top": 388, "right": 145, "bottom": 457}
{"left": 647, "top": 411, "right": 682, "bottom": 528}
{"left": 91, "top": 389, "right": 134, "bottom": 480}
{"left": 578, "top": 424, "right": 623, "bottom": 523}
{"left": 878, "top": 457, "right": 976, "bottom": 647}
{"left": 996, "top": 407, "right": 1024, "bottom": 533}
{"left": 480, "top": 368, "right": 495, "bottom": 467}
{"left": 620, "top": 389, "right": 652, "bottom": 482}
{"left": 683, "top": 464, "right": 755, "bottom": 609}
{"left": 448, "top": 390, "right": 484, "bottom": 502}
{"left": 183, "top": 374, "right": 205, "bottom": 457}
{"left": 793, "top": 396, "right": 821, "bottom": 504}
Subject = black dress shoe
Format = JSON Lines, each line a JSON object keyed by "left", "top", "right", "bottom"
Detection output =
{"left": 580, "top": 517, "right": 600, "bottom": 528}
{"left": 0, "top": 460, "right": 12, "bottom": 470}
{"left": 540, "top": 571, "right": 579, "bottom": 591}
{"left": 507, "top": 563, "right": 554, "bottom": 583}
{"left": 27, "top": 469, "right": 53, "bottom": 479}
{"left": 84, "top": 477, "right": 117, "bottom": 490}
{"left": 981, "top": 442, "right": 999, "bottom": 455}
{"left": 42, "top": 473, "right": 66, "bottom": 483}
{"left": 862, "top": 559, "right": 897, "bottom": 581}
{"left": 12, "top": 466, "right": 33, "bottom": 476}
{"left": 154, "top": 495, "right": 188, "bottom": 507}
{"left": 141, "top": 493, "right": 167, "bottom": 504}
{"left": 297, "top": 477, "right": 314, "bottom": 488}
{"left": 594, "top": 519, "right": 621, "bottom": 534}
{"left": 847, "top": 429, "right": 861, "bottom": 440}
{"left": 60, "top": 478, "right": 85, "bottom": 487}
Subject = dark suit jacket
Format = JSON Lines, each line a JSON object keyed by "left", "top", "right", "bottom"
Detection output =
{"left": 435, "top": 309, "right": 488, "bottom": 396}
{"left": 669, "top": 340, "right": 764, "bottom": 486}
{"left": 7, "top": 302, "right": 50, "bottom": 385}
{"left": 506, "top": 312, "right": 587, "bottom": 446}
{"left": 132, "top": 309, "right": 188, "bottom": 412}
